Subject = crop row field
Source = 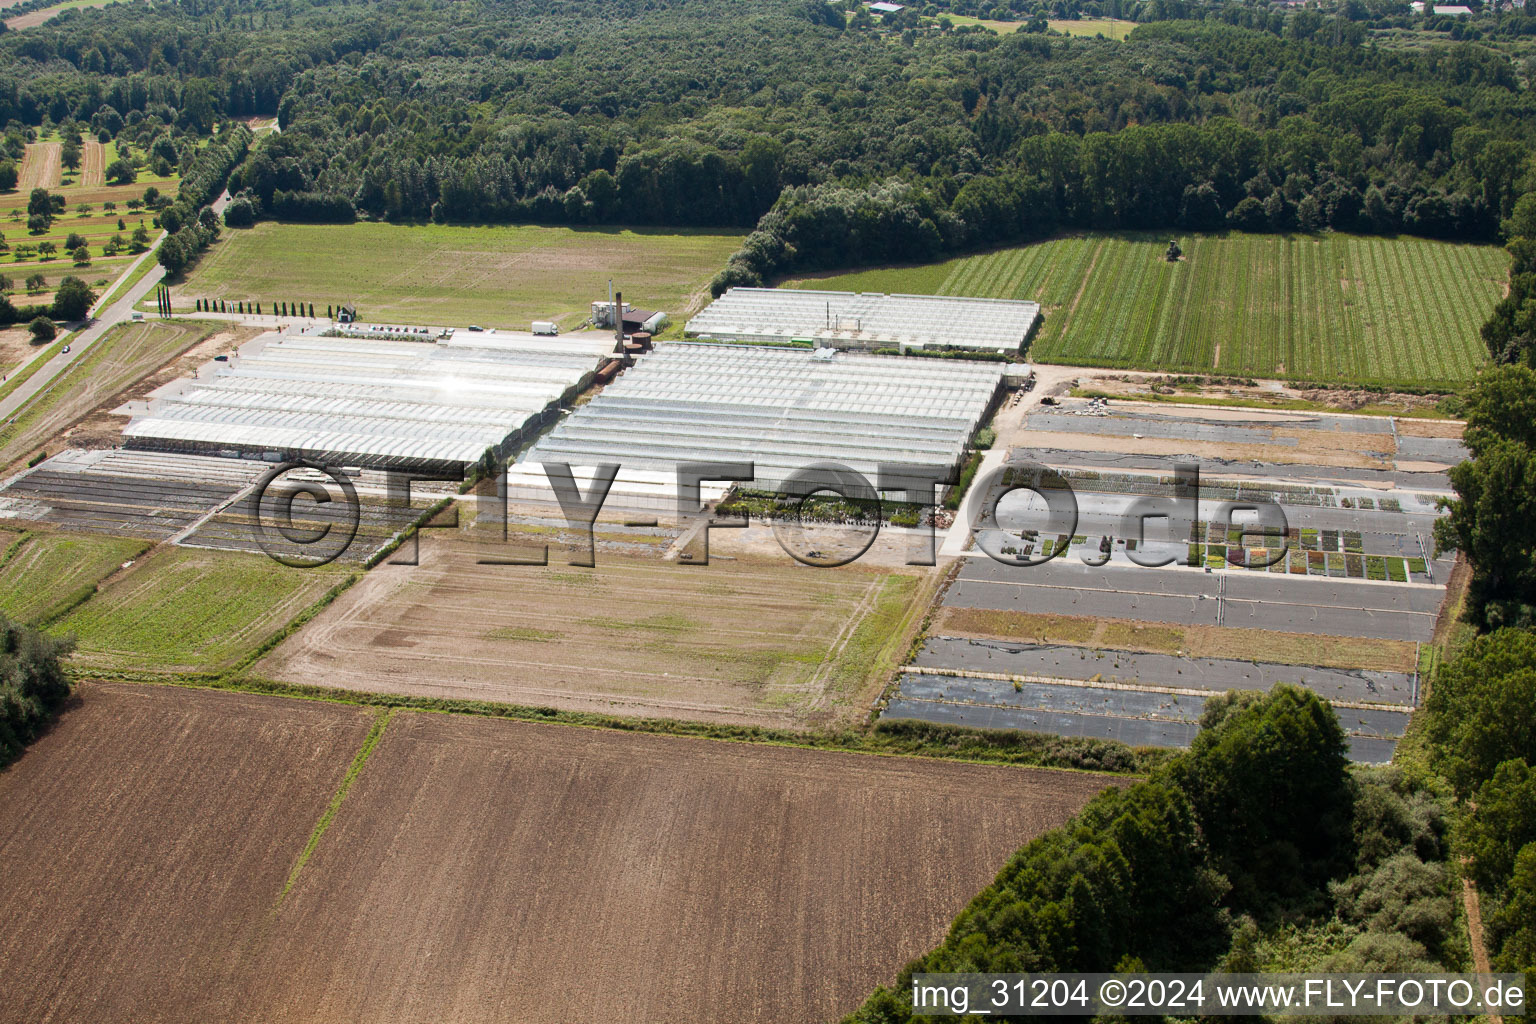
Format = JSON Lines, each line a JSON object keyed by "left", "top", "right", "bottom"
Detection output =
{"left": 0, "top": 682, "right": 1108, "bottom": 1023}
{"left": 176, "top": 222, "right": 745, "bottom": 330}
{"left": 0, "top": 530, "right": 148, "bottom": 627}
{"left": 53, "top": 546, "right": 355, "bottom": 675}
{"left": 789, "top": 232, "right": 1507, "bottom": 387}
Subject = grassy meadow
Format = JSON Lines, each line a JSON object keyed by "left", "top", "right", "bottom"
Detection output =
{"left": 176, "top": 222, "right": 745, "bottom": 329}
{"left": 0, "top": 531, "right": 148, "bottom": 627}
{"left": 53, "top": 546, "right": 355, "bottom": 675}
{"left": 786, "top": 231, "right": 1507, "bottom": 387}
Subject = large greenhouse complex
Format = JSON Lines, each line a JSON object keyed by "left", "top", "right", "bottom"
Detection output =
{"left": 685, "top": 287, "right": 1041, "bottom": 352}
{"left": 123, "top": 330, "right": 617, "bottom": 472}
{"left": 522, "top": 343, "right": 1005, "bottom": 494}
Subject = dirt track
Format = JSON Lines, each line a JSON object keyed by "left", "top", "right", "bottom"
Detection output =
{"left": 0, "top": 682, "right": 1111, "bottom": 1024}
{"left": 17, "top": 142, "right": 60, "bottom": 189}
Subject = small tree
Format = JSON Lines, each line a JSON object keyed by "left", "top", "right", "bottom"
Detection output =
{"left": 0, "top": 274, "right": 10, "bottom": 294}
{"left": 71, "top": 246, "right": 90, "bottom": 267}
{"left": 142, "top": 186, "right": 160, "bottom": 207}
{"left": 103, "top": 201, "right": 116, "bottom": 213}
{"left": 50, "top": 276, "right": 95, "bottom": 320}
{"left": 60, "top": 141, "right": 81, "bottom": 172}
{"left": 24, "top": 273, "right": 45, "bottom": 293}
{"left": 75, "top": 203, "right": 91, "bottom": 217}
{"left": 105, "top": 159, "right": 136, "bottom": 185}
{"left": 28, "top": 316, "right": 55, "bottom": 343}
{"left": 26, "top": 213, "right": 48, "bottom": 234}
{"left": 63, "top": 232, "right": 86, "bottom": 251}
{"left": 36, "top": 241, "right": 56, "bottom": 259}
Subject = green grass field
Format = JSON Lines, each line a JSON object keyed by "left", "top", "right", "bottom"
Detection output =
{"left": 0, "top": 531, "right": 148, "bottom": 627}
{"left": 176, "top": 222, "right": 745, "bottom": 329}
{"left": 787, "top": 231, "right": 1507, "bottom": 387}
{"left": 53, "top": 546, "right": 354, "bottom": 675}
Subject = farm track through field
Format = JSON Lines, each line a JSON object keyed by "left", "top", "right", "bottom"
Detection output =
{"left": 18, "top": 142, "right": 60, "bottom": 189}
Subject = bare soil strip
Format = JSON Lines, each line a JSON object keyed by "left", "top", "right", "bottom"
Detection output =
{"left": 80, "top": 139, "right": 105, "bottom": 187}
{"left": 17, "top": 142, "right": 60, "bottom": 189}
{"left": 0, "top": 682, "right": 374, "bottom": 1024}
{"left": 258, "top": 534, "right": 926, "bottom": 728}
{"left": 936, "top": 605, "right": 1419, "bottom": 673}
{"left": 5, "top": 0, "right": 113, "bottom": 29}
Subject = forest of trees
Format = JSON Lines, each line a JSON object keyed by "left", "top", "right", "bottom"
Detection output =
{"left": 0, "top": 612, "right": 74, "bottom": 767}
{"left": 844, "top": 685, "right": 1463, "bottom": 1022}
{"left": 0, "top": 0, "right": 1531, "bottom": 269}
{"left": 1423, "top": 630, "right": 1536, "bottom": 982}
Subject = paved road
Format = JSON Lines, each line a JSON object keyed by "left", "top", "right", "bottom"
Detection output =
{"left": 0, "top": 190, "right": 233, "bottom": 423}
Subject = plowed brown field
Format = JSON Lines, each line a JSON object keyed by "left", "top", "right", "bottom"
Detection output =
{"left": 0, "top": 683, "right": 1109, "bottom": 1024}
{"left": 0, "top": 682, "right": 374, "bottom": 1024}
{"left": 243, "top": 711, "right": 1110, "bottom": 1023}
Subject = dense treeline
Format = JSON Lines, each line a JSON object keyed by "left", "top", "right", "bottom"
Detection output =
{"left": 157, "top": 123, "right": 250, "bottom": 273}
{"left": 1412, "top": 367, "right": 1536, "bottom": 988}
{"left": 1422, "top": 631, "right": 1536, "bottom": 981}
{"left": 0, "top": 0, "right": 1531, "bottom": 259}
{"left": 1434, "top": 365, "right": 1536, "bottom": 628}
{"left": 844, "top": 686, "right": 1459, "bottom": 1022}
{"left": 0, "top": 611, "right": 74, "bottom": 767}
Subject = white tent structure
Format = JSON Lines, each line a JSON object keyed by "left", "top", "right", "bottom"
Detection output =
{"left": 686, "top": 288, "right": 1040, "bottom": 352}
{"left": 523, "top": 343, "right": 1005, "bottom": 499}
{"left": 124, "top": 331, "right": 616, "bottom": 473}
